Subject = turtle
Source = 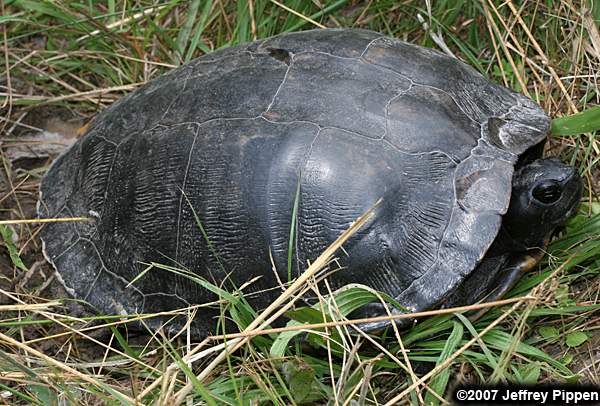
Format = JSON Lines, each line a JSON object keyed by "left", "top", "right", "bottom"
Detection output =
{"left": 38, "top": 28, "right": 582, "bottom": 336}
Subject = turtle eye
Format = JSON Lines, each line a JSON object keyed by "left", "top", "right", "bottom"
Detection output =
{"left": 532, "top": 180, "right": 563, "bottom": 204}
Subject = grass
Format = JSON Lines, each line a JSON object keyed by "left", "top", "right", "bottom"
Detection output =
{"left": 1, "top": 0, "right": 599, "bottom": 404}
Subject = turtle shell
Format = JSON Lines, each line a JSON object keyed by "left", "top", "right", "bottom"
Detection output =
{"left": 38, "top": 29, "right": 550, "bottom": 333}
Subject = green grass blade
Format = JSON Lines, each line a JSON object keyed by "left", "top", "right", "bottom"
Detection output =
{"left": 0, "top": 382, "right": 41, "bottom": 405}
{"left": 551, "top": 107, "right": 600, "bottom": 135}
{"left": 183, "top": 192, "right": 226, "bottom": 272}
{"left": 287, "top": 178, "right": 301, "bottom": 282}
{"left": 146, "top": 262, "right": 238, "bottom": 303}
{"left": 0, "top": 225, "right": 28, "bottom": 272}
{"left": 455, "top": 314, "right": 501, "bottom": 376}
{"left": 185, "top": 0, "right": 215, "bottom": 62}
{"left": 175, "top": 0, "right": 203, "bottom": 64}
{"left": 424, "top": 321, "right": 463, "bottom": 405}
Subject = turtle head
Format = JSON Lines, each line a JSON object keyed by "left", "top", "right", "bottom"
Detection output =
{"left": 503, "top": 157, "right": 583, "bottom": 249}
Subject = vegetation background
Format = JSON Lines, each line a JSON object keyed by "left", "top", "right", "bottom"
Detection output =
{"left": 1, "top": 0, "right": 599, "bottom": 404}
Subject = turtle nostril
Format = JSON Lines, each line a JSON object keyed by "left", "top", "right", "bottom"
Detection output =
{"left": 559, "top": 166, "right": 580, "bottom": 186}
{"left": 568, "top": 168, "right": 580, "bottom": 181}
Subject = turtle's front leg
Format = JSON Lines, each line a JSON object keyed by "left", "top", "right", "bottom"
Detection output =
{"left": 441, "top": 249, "right": 544, "bottom": 318}
{"left": 351, "top": 249, "right": 543, "bottom": 333}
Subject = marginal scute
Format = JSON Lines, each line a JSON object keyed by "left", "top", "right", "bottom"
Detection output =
{"left": 447, "top": 210, "right": 503, "bottom": 273}
{"left": 494, "top": 102, "right": 551, "bottom": 154}
{"left": 38, "top": 142, "right": 83, "bottom": 216}
{"left": 41, "top": 207, "right": 79, "bottom": 260}
{"left": 455, "top": 157, "right": 514, "bottom": 213}
{"left": 392, "top": 208, "right": 502, "bottom": 317}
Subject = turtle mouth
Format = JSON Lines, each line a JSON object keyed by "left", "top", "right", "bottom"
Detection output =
{"left": 565, "top": 177, "right": 583, "bottom": 220}
{"left": 563, "top": 174, "right": 583, "bottom": 220}
{"left": 548, "top": 174, "right": 582, "bottom": 244}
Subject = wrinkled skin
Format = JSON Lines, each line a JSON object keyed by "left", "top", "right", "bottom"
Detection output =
{"left": 38, "top": 29, "right": 578, "bottom": 336}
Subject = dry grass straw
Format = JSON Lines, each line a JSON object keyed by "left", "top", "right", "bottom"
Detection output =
{"left": 0, "top": 289, "right": 161, "bottom": 374}
{"left": 0, "top": 300, "right": 60, "bottom": 312}
{"left": 1, "top": 84, "right": 141, "bottom": 107}
{"left": 0, "top": 331, "right": 136, "bottom": 403}
{"left": 0, "top": 217, "right": 91, "bottom": 225}
{"left": 269, "top": 0, "right": 326, "bottom": 29}
{"left": 76, "top": 5, "right": 168, "bottom": 42}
